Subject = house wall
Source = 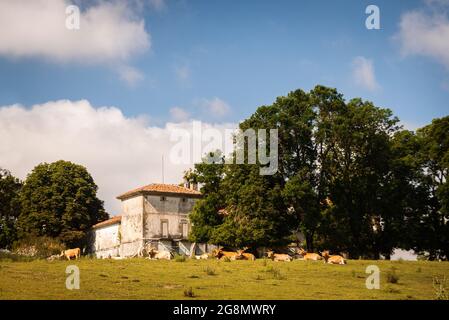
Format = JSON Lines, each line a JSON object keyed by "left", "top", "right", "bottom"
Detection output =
{"left": 120, "top": 195, "right": 144, "bottom": 256}
{"left": 143, "top": 195, "right": 195, "bottom": 240}
{"left": 91, "top": 223, "right": 121, "bottom": 258}
{"left": 106, "top": 193, "right": 201, "bottom": 257}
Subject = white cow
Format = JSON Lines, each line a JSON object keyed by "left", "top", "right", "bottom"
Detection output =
{"left": 148, "top": 248, "right": 172, "bottom": 260}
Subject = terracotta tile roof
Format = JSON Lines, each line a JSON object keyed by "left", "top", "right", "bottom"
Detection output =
{"left": 92, "top": 215, "right": 122, "bottom": 229}
{"left": 117, "top": 183, "right": 202, "bottom": 200}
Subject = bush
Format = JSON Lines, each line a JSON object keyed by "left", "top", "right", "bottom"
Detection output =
{"left": 184, "top": 287, "right": 195, "bottom": 298}
{"left": 433, "top": 276, "right": 448, "bottom": 300}
{"left": 386, "top": 269, "right": 400, "bottom": 284}
{"left": 204, "top": 266, "right": 216, "bottom": 276}
{"left": 265, "top": 266, "right": 285, "bottom": 280}
{"left": 13, "top": 235, "right": 65, "bottom": 258}
{"left": 0, "top": 250, "right": 34, "bottom": 262}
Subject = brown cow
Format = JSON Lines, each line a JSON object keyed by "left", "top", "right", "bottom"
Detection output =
{"left": 321, "top": 250, "right": 346, "bottom": 265}
{"left": 235, "top": 248, "right": 256, "bottom": 261}
{"left": 266, "top": 250, "right": 292, "bottom": 262}
{"left": 60, "top": 248, "right": 80, "bottom": 260}
{"left": 212, "top": 248, "right": 238, "bottom": 260}
{"left": 298, "top": 248, "right": 322, "bottom": 261}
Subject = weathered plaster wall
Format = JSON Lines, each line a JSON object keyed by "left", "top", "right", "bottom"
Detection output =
{"left": 120, "top": 196, "right": 144, "bottom": 256}
{"left": 92, "top": 223, "right": 120, "bottom": 258}
{"left": 143, "top": 195, "right": 194, "bottom": 240}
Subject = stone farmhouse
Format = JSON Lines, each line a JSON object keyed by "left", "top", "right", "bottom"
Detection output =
{"left": 89, "top": 182, "right": 214, "bottom": 258}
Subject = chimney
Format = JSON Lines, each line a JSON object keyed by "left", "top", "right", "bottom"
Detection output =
{"left": 190, "top": 182, "right": 198, "bottom": 191}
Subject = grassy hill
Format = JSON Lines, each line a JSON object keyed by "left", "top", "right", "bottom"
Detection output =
{"left": 0, "top": 258, "right": 448, "bottom": 300}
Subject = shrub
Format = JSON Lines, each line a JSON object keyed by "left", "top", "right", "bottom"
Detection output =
{"left": 222, "top": 256, "right": 231, "bottom": 262}
{"left": 433, "top": 276, "right": 448, "bottom": 300}
{"left": 265, "top": 266, "right": 285, "bottom": 280}
{"left": 0, "top": 250, "right": 34, "bottom": 262}
{"left": 386, "top": 269, "right": 400, "bottom": 284}
{"left": 204, "top": 266, "right": 216, "bottom": 276}
{"left": 13, "top": 235, "right": 65, "bottom": 259}
{"left": 184, "top": 287, "right": 195, "bottom": 298}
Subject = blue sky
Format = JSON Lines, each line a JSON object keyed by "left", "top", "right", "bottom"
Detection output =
{"left": 0, "top": 0, "right": 447, "bottom": 128}
{"left": 1, "top": 0, "right": 448, "bottom": 212}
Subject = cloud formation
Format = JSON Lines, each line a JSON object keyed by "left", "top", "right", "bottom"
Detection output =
{"left": 170, "top": 107, "right": 190, "bottom": 122}
{"left": 396, "top": 6, "right": 449, "bottom": 69}
{"left": 0, "top": 100, "right": 236, "bottom": 214}
{"left": 200, "top": 97, "right": 231, "bottom": 118}
{"left": 0, "top": 1, "right": 150, "bottom": 85}
{"left": 351, "top": 56, "right": 380, "bottom": 91}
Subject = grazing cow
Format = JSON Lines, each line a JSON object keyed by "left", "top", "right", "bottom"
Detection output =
{"left": 60, "top": 248, "right": 80, "bottom": 260}
{"left": 195, "top": 253, "right": 210, "bottom": 260}
{"left": 298, "top": 248, "right": 322, "bottom": 261}
{"left": 266, "top": 250, "right": 292, "bottom": 262}
{"left": 321, "top": 250, "right": 346, "bottom": 265}
{"left": 148, "top": 248, "right": 172, "bottom": 260}
{"left": 212, "top": 248, "right": 238, "bottom": 260}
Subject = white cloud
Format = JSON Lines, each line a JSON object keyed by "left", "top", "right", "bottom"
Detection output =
{"left": 118, "top": 66, "right": 145, "bottom": 86}
{"left": 0, "top": 1, "right": 150, "bottom": 84}
{"left": 0, "top": 100, "right": 236, "bottom": 214}
{"left": 0, "top": 0, "right": 150, "bottom": 63}
{"left": 170, "top": 107, "right": 190, "bottom": 122}
{"left": 200, "top": 97, "right": 231, "bottom": 118}
{"left": 351, "top": 56, "right": 380, "bottom": 91}
{"left": 396, "top": 9, "right": 449, "bottom": 69}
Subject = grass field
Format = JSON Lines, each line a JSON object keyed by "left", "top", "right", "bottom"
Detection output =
{"left": 0, "top": 258, "right": 448, "bottom": 300}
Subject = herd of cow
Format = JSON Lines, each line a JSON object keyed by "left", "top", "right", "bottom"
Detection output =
{"left": 56, "top": 246, "right": 346, "bottom": 265}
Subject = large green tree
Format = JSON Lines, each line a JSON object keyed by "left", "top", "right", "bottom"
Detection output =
{"left": 189, "top": 86, "right": 448, "bottom": 260}
{"left": 0, "top": 169, "right": 22, "bottom": 249}
{"left": 17, "top": 160, "right": 108, "bottom": 248}
{"left": 414, "top": 116, "right": 449, "bottom": 260}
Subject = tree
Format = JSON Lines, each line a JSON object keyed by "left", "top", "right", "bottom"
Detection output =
{"left": 188, "top": 151, "right": 226, "bottom": 243}
{"left": 0, "top": 169, "right": 22, "bottom": 249}
{"left": 415, "top": 116, "right": 449, "bottom": 260}
{"left": 17, "top": 160, "right": 108, "bottom": 248}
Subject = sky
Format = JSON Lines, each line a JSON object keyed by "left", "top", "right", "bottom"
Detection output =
{"left": 0, "top": 0, "right": 448, "bottom": 214}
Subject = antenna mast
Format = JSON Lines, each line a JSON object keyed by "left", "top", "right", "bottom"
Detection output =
{"left": 161, "top": 154, "right": 165, "bottom": 184}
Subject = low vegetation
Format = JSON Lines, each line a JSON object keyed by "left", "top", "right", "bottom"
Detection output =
{"left": 1, "top": 258, "right": 448, "bottom": 300}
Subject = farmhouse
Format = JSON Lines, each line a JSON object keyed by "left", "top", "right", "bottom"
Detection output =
{"left": 90, "top": 182, "right": 210, "bottom": 258}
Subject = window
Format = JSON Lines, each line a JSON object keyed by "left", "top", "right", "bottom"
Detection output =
{"left": 160, "top": 196, "right": 166, "bottom": 201}
{"left": 160, "top": 219, "right": 168, "bottom": 238}
{"left": 181, "top": 197, "right": 187, "bottom": 203}
{"left": 179, "top": 220, "right": 188, "bottom": 238}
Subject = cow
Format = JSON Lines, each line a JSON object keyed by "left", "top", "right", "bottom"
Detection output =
{"left": 47, "top": 254, "right": 61, "bottom": 261}
{"left": 136, "top": 243, "right": 153, "bottom": 257}
{"left": 212, "top": 248, "right": 239, "bottom": 260}
{"left": 195, "top": 253, "right": 210, "bottom": 260}
{"left": 60, "top": 248, "right": 80, "bottom": 260}
{"left": 321, "top": 250, "right": 346, "bottom": 265}
{"left": 266, "top": 250, "right": 292, "bottom": 262}
{"left": 297, "top": 248, "right": 322, "bottom": 261}
{"left": 235, "top": 248, "right": 256, "bottom": 261}
{"left": 148, "top": 248, "right": 172, "bottom": 260}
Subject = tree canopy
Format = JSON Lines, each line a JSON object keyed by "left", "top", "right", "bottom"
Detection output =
{"left": 17, "top": 160, "right": 108, "bottom": 248}
{"left": 188, "top": 86, "right": 449, "bottom": 260}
